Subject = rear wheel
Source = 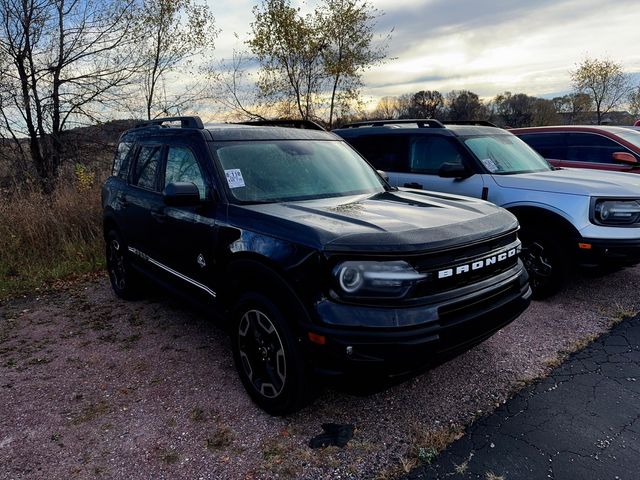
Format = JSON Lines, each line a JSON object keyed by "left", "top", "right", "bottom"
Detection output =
{"left": 105, "top": 230, "right": 143, "bottom": 300}
{"left": 231, "top": 292, "right": 309, "bottom": 415}
{"left": 520, "top": 229, "right": 568, "bottom": 299}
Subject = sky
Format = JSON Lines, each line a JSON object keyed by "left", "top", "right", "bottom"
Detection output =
{"left": 210, "top": 0, "right": 640, "bottom": 109}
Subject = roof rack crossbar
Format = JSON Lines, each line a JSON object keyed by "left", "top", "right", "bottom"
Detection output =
{"left": 443, "top": 120, "right": 498, "bottom": 127}
{"left": 135, "top": 116, "right": 204, "bottom": 130}
{"left": 339, "top": 119, "right": 445, "bottom": 129}
{"left": 237, "top": 119, "right": 326, "bottom": 131}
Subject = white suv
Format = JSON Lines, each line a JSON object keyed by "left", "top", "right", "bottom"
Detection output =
{"left": 334, "top": 120, "right": 640, "bottom": 298}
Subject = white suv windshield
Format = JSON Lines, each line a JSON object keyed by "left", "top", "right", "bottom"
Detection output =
{"left": 463, "top": 133, "right": 552, "bottom": 174}
{"left": 214, "top": 140, "right": 386, "bottom": 203}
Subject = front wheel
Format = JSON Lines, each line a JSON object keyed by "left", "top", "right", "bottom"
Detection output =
{"left": 231, "top": 292, "right": 309, "bottom": 415}
{"left": 520, "top": 231, "right": 569, "bottom": 299}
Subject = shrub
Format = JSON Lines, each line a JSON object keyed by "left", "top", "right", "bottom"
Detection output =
{"left": 0, "top": 176, "right": 104, "bottom": 300}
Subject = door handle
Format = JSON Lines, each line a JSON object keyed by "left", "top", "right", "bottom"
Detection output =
{"left": 404, "top": 182, "right": 423, "bottom": 189}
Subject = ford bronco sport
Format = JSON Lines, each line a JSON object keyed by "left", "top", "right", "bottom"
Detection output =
{"left": 334, "top": 119, "right": 640, "bottom": 298}
{"left": 102, "top": 116, "right": 531, "bottom": 414}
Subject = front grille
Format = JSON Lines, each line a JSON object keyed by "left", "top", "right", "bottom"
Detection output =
{"left": 408, "top": 232, "right": 520, "bottom": 299}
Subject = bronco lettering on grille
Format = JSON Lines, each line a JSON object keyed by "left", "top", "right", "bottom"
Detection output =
{"left": 437, "top": 246, "right": 520, "bottom": 279}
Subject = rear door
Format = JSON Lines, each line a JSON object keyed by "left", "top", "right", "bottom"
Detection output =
{"left": 121, "top": 142, "right": 165, "bottom": 258}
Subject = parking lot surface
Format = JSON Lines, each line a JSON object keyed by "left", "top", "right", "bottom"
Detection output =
{"left": 1, "top": 267, "right": 639, "bottom": 479}
{"left": 405, "top": 312, "right": 640, "bottom": 479}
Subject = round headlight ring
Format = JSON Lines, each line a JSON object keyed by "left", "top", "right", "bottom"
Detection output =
{"left": 338, "top": 266, "right": 363, "bottom": 293}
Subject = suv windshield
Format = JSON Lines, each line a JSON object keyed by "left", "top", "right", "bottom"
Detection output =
{"left": 213, "top": 140, "right": 386, "bottom": 203}
{"left": 463, "top": 133, "right": 552, "bottom": 175}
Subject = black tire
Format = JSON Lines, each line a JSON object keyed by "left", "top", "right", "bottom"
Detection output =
{"left": 231, "top": 292, "right": 309, "bottom": 415}
{"left": 105, "top": 230, "right": 143, "bottom": 300}
{"left": 519, "top": 229, "right": 569, "bottom": 299}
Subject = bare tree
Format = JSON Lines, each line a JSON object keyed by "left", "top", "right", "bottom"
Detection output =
{"left": 493, "top": 91, "right": 535, "bottom": 127}
{"left": 208, "top": 49, "right": 269, "bottom": 121}
{"left": 247, "top": 0, "right": 390, "bottom": 125}
{"left": 316, "top": 0, "right": 389, "bottom": 128}
{"left": 0, "top": 0, "right": 142, "bottom": 192}
{"left": 628, "top": 86, "right": 640, "bottom": 118}
{"left": 136, "top": 0, "right": 217, "bottom": 120}
{"left": 571, "top": 57, "right": 630, "bottom": 125}
{"left": 406, "top": 90, "right": 444, "bottom": 119}
{"left": 445, "top": 90, "right": 487, "bottom": 121}
{"left": 370, "top": 96, "right": 400, "bottom": 119}
{"left": 552, "top": 93, "right": 592, "bottom": 124}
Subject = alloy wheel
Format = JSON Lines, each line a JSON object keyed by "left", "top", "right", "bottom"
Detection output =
{"left": 237, "top": 309, "right": 287, "bottom": 399}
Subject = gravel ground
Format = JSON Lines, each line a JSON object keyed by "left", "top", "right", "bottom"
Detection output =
{"left": 1, "top": 267, "right": 639, "bottom": 480}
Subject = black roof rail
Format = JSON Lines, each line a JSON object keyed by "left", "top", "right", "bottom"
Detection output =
{"left": 134, "top": 116, "right": 204, "bottom": 130}
{"left": 443, "top": 120, "right": 498, "bottom": 127}
{"left": 237, "top": 119, "right": 326, "bottom": 131}
{"left": 339, "top": 119, "right": 445, "bottom": 129}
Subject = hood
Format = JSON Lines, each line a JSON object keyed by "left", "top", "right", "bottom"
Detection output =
{"left": 491, "top": 168, "right": 640, "bottom": 197}
{"left": 230, "top": 190, "right": 518, "bottom": 253}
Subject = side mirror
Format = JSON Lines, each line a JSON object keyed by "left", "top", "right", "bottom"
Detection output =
{"left": 612, "top": 152, "right": 638, "bottom": 165}
{"left": 438, "top": 162, "right": 471, "bottom": 178}
{"left": 163, "top": 182, "right": 201, "bottom": 206}
{"left": 377, "top": 169, "right": 390, "bottom": 182}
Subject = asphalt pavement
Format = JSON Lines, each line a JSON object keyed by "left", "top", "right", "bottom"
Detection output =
{"left": 405, "top": 313, "right": 640, "bottom": 480}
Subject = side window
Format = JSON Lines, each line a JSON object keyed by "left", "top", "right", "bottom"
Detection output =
{"left": 112, "top": 141, "right": 133, "bottom": 178}
{"left": 518, "top": 133, "right": 567, "bottom": 159}
{"left": 164, "top": 146, "right": 207, "bottom": 200}
{"left": 409, "top": 136, "right": 463, "bottom": 174}
{"left": 131, "top": 145, "right": 162, "bottom": 190}
{"left": 344, "top": 135, "right": 409, "bottom": 172}
{"left": 566, "top": 133, "right": 621, "bottom": 164}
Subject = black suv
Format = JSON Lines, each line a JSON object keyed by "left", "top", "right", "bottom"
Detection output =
{"left": 102, "top": 116, "right": 531, "bottom": 414}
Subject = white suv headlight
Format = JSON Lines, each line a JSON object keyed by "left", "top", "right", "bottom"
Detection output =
{"left": 593, "top": 199, "right": 640, "bottom": 226}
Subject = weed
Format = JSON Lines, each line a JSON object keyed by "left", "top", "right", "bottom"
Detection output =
{"left": 544, "top": 333, "right": 600, "bottom": 369}
{"left": 454, "top": 460, "right": 469, "bottom": 474}
{"left": 406, "top": 424, "right": 464, "bottom": 467}
{"left": 485, "top": 471, "right": 505, "bottom": 480}
{"left": 206, "top": 426, "right": 234, "bottom": 451}
{"left": 160, "top": 450, "right": 180, "bottom": 464}
{"left": 71, "top": 401, "right": 112, "bottom": 425}
{"left": 120, "top": 334, "right": 141, "bottom": 350}
{"left": 189, "top": 407, "right": 206, "bottom": 422}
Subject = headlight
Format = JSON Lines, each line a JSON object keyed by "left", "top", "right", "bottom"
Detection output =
{"left": 593, "top": 199, "right": 640, "bottom": 226}
{"left": 333, "top": 260, "right": 427, "bottom": 298}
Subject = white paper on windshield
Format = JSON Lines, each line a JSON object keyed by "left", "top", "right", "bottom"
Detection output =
{"left": 225, "top": 169, "right": 245, "bottom": 188}
{"left": 480, "top": 158, "right": 498, "bottom": 172}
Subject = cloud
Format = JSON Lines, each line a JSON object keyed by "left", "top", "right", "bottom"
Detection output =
{"left": 207, "top": 0, "right": 640, "bottom": 110}
{"left": 363, "top": 0, "right": 640, "bottom": 101}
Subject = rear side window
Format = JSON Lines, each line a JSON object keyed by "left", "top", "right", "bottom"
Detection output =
{"left": 112, "top": 141, "right": 133, "bottom": 178}
{"left": 132, "top": 145, "right": 162, "bottom": 191}
{"left": 409, "top": 136, "right": 464, "bottom": 174}
{"left": 344, "top": 135, "right": 409, "bottom": 172}
{"left": 517, "top": 133, "right": 567, "bottom": 159}
{"left": 566, "top": 133, "right": 622, "bottom": 164}
{"left": 164, "top": 146, "right": 207, "bottom": 200}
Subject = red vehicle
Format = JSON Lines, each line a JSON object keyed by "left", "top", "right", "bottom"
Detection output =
{"left": 510, "top": 126, "right": 640, "bottom": 174}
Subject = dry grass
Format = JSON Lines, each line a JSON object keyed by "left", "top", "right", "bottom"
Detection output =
{"left": 400, "top": 424, "right": 465, "bottom": 472}
{"left": 0, "top": 173, "right": 105, "bottom": 301}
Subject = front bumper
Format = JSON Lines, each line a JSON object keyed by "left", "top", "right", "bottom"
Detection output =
{"left": 305, "top": 263, "right": 531, "bottom": 376}
{"left": 574, "top": 237, "right": 640, "bottom": 268}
